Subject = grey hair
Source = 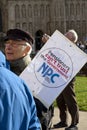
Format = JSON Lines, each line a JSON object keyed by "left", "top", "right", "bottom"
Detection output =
{"left": 68, "top": 29, "right": 78, "bottom": 43}
{"left": 22, "top": 41, "right": 32, "bottom": 55}
{"left": 26, "top": 42, "right": 32, "bottom": 55}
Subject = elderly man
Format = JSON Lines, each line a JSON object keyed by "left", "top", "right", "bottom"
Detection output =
{"left": 4, "top": 28, "right": 54, "bottom": 130}
{"left": 4, "top": 28, "right": 33, "bottom": 75}
{"left": 53, "top": 30, "right": 79, "bottom": 130}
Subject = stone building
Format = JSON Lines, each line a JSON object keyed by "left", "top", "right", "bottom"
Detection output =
{"left": 0, "top": 0, "right": 87, "bottom": 51}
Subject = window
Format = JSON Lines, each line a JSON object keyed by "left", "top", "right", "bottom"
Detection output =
{"left": 15, "top": 5, "right": 20, "bottom": 18}
{"left": 22, "top": 23, "right": 27, "bottom": 31}
{"left": 76, "top": 20, "right": 80, "bottom": 36}
{"left": 22, "top": 4, "right": 26, "bottom": 18}
{"left": 82, "top": 20, "right": 86, "bottom": 36}
{"left": 70, "top": 21, "right": 75, "bottom": 29}
{"left": 60, "top": 3, "right": 64, "bottom": 16}
{"left": 70, "top": 3, "right": 74, "bottom": 16}
{"left": 61, "top": 21, "right": 64, "bottom": 33}
{"left": 82, "top": 3, "right": 85, "bottom": 18}
{"left": 55, "top": 21, "right": 59, "bottom": 30}
{"left": 65, "top": 4, "right": 69, "bottom": 17}
{"left": 47, "top": 22, "right": 50, "bottom": 34}
{"left": 28, "top": 4, "right": 32, "bottom": 17}
{"left": 16, "top": 23, "right": 20, "bottom": 28}
{"left": 28, "top": 22, "right": 32, "bottom": 34}
{"left": 66, "top": 21, "right": 70, "bottom": 31}
{"left": 40, "top": 4, "right": 44, "bottom": 18}
{"left": 34, "top": 4, "right": 38, "bottom": 16}
{"left": 76, "top": 3, "right": 80, "bottom": 15}
{"left": 46, "top": 5, "right": 50, "bottom": 17}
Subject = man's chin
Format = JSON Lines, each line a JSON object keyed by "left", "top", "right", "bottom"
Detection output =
{"left": 7, "top": 57, "right": 14, "bottom": 61}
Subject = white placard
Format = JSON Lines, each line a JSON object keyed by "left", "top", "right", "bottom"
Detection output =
{"left": 20, "top": 30, "right": 87, "bottom": 108}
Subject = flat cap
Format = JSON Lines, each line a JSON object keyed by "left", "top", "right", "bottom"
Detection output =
{"left": 4, "top": 28, "right": 33, "bottom": 45}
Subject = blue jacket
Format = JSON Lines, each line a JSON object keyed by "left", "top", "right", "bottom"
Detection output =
{"left": 0, "top": 51, "right": 10, "bottom": 69}
{"left": 0, "top": 51, "right": 41, "bottom": 130}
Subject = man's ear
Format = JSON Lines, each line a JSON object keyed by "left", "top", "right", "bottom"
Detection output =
{"left": 26, "top": 45, "right": 30, "bottom": 52}
{"left": 24, "top": 45, "right": 30, "bottom": 55}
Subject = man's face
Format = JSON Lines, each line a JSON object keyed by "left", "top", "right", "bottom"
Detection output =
{"left": 42, "top": 34, "right": 50, "bottom": 44}
{"left": 5, "top": 40, "right": 30, "bottom": 61}
{"left": 65, "top": 32, "right": 75, "bottom": 43}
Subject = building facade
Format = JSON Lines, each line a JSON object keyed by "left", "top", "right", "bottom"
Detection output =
{"left": 0, "top": 0, "right": 87, "bottom": 50}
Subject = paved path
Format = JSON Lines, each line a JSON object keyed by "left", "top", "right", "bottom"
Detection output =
{"left": 51, "top": 108, "right": 87, "bottom": 130}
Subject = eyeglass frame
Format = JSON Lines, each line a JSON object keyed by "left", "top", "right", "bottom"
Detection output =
{"left": 4, "top": 39, "right": 30, "bottom": 47}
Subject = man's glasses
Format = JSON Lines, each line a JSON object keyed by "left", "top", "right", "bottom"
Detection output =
{"left": 5, "top": 40, "right": 29, "bottom": 47}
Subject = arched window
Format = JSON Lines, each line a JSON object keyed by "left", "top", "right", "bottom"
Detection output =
{"left": 28, "top": 22, "right": 32, "bottom": 34}
{"left": 40, "top": 4, "right": 44, "bottom": 18}
{"left": 16, "top": 23, "right": 20, "bottom": 28}
{"left": 61, "top": 21, "right": 64, "bottom": 33}
{"left": 76, "top": 21, "right": 80, "bottom": 34}
{"left": 22, "top": 22, "right": 27, "bottom": 31}
{"left": 22, "top": 4, "right": 26, "bottom": 18}
{"left": 15, "top": 5, "right": 20, "bottom": 19}
{"left": 55, "top": 21, "right": 59, "bottom": 30}
{"left": 70, "top": 21, "right": 75, "bottom": 29}
{"left": 28, "top": 4, "right": 32, "bottom": 17}
{"left": 76, "top": 3, "right": 80, "bottom": 15}
{"left": 65, "top": 4, "right": 69, "bottom": 17}
{"left": 60, "top": 3, "right": 64, "bottom": 16}
{"left": 70, "top": 3, "right": 74, "bottom": 16}
{"left": 66, "top": 21, "right": 70, "bottom": 31}
{"left": 47, "top": 22, "right": 50, "bottom": 34}
{"left": 46, "top": 5, "right": 50, "bottom": 17}
{"left": 82, "top": 20, "right": 86, "bottom": 36}
{"left": 82, "top": 3, "right": 85, "bottom": 18}
{"left": 34, "top": 4, "right": 38, "bottom": 16}
{"left": 54, "top": 3, "right": 59, "bottom": 17}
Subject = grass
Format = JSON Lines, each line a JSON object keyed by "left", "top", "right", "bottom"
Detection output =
{"left": 54, "top": 76, "right": 87, "bottom": 111}
{"left": 75, "top": 76, "right": 87, "bottom": 111}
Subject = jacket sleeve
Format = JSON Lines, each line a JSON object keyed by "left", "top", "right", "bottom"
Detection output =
{"left": 29, "top": 99, "right": 41, "bottom": 130}
{"left": 0, "top": 87, "right": 12, "bottom": 130}
{"left": 23, "top": 81, "right": 41, "bottom": 130}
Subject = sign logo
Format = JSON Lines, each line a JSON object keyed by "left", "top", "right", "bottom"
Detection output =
{"left": 34, "top": 48, "right": 73, "bottom": 88}
{"left": 37, "top": 62, "right": 60, "bottom": 83}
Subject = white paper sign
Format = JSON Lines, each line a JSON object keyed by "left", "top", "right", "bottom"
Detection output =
{"left": 20, "top": 30, "right": 87, "bottom": 108}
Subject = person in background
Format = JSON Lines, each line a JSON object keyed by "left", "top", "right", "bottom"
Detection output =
{"left": 0, "top": 51, "right": 41, "bottom": 130}
{"left": 35, "top": 29, "right": 50, "bottom": 53}
{"left": 35, "top": 29, "right": 44, "bottom": 53}
{"left": 41, "top": 33, "right": 50, "bottom": 44}
{"left": 53, "top": 30, "right": 79, "bottom": 130}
